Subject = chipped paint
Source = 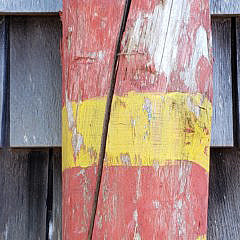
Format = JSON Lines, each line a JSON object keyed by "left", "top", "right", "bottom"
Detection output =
{"left": 62, "top": 92, "right": 212, "bottom": 172}
{"left": 62, "top": 0, "right": 212, "bottom": 239}
{"left": 63, "top": 163, "right": 209, "bottom": 239}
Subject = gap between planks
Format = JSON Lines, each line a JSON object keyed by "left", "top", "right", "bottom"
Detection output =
{"left": 87, "top": 0, "right": 132, "bottom": 239}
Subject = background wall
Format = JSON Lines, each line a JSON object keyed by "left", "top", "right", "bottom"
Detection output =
{"left": 0, "top": 13, "right": 239, "bottom": 240}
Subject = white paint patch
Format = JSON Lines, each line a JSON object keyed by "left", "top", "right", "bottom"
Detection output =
{"left": 98, "top": 50, "right": 105, "bottom": 60}
{"left": 136, "top": 168, "right": 142, "bottom": 200}
{"left": 133, "top": 209, "right": 138, "bottom": 222}
{"left": 66, "top": 93, "right": 75, "bottom": 129}
{"left": 187, "top": 96, "right": 200, "bottom": 117}
{"left": 153, "top": 200, "right": 160, "bottom": 209}
{"left": 97, "top": 215, "right": 103, "bottom": 229}
{"left": 67, "top": 26, "right": 73, "bottom": 51}
{"left": 131, "top": 119, "right": 136, "bottom": 127}
{"left": 76, "top": 169, "right": 85, "bottom": 176}
{"left": 184, "top": 26, "right": 209, "bottom": 91}
{"left": 72, "top": 130, "right": 84, "bottom": 157}
{"left": 120, "top": 154, "right": 131, "bottom": 166}
{"left": 121, "top": 0, "right": 211, "bottom": 96}
{"left": 187, "top": 95, "right": 205, "bottom": 118}
{"left": 153, "top": 160, "right": 160, "bottom": 172}
{"left": 122, "top": 0, "right": 190, "bottom": 85}
{"left": 66, "top": 92, "right": 84, "bottom": 158}
{"left": 133, "top": 210, "right": 141, "bottom": 240}
{"left": 143, "top": 98, "right": 152, "bottom": 121}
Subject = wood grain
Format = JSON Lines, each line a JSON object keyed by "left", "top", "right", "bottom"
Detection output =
{"left": 62, "top": 0, "right": 212, "bottom": 239}
{"left": 210, "top": 0, "right": 240, "bottom": 15}
{"left": 0, "top": 149, "right": 49, "bottom": 239}
{"left": 0, "top": 0, "right": 62, "bottom": 13}
{"left": 211, "top": 18, "right": 233, "bottom": 147}
{"left": 10, "top": 16, "right": 62, "bottom": 147}
{"left": 0, "top": 17, "right": 7, "bottom": 146}
{"left": 236, "top": 18, "right": 240, "bottom": 148}
{"left": 61, "top": 1, "right": 126, "bottom": 238}
{"left": 208, "top": 148, "right": 240, "bottom": 239}
{"left": 50, "top": 149, "right": 62, "bottom": 240}
{"left": 0, "top": 0, "right": 240, "bottom": 15}
{"left": 92, "top": 1, "right": 212, "bottom": 238}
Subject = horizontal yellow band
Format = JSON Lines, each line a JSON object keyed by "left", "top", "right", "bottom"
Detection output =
{"left": 196, "top": 235, "right": 206, "bottom": 240}
{"left": 62, "top": 92, "right": 212, "bottom": 172}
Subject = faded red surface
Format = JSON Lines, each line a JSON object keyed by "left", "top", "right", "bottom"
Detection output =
{"left": 61, "top": 0, "right": 125, "bottom": 105}
{"left": 62, "top": 0, "right": 212, "bottom": 104}
{"left": 62, "top": 0, "right": 212, "bottom": 239}
{"left": 63, "top": 163, "right": 208, "bottom": 239}
{"left": 115, "top": 0, "right": 212, "bottom": 102}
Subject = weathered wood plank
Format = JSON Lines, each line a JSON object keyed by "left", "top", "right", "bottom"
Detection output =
{"left": 0, "top": 17, "right": 7, "bottom": 146}
{"left": 10, "top": 16, "right": 62, "bottom": 147}
{"left": 236, "top": 18, "right": 240, "bottom": 147}
{"left": 0, "top": 149, "right": 49, "bottom": 239}
{"left": 61, "top": 1, "right": 126, "bottom": 238}
{"left": 210, "top": 0, "right": 240, "bottom": 15}
{"left": 208, "top": 148, "right": 240, "bottom": 239}
{"left": 211, "top": 18, "right": 233, "bottom": 147}
{"left": 0, "top": 0, "right": 62, "bottom": 13}
{"left": 62, "top": 0, "right": 212, "bottom": 239}
{"left": 92, "top": 1, "right": 212, "bottom": 238}
{"left": 49, "top": 148, "right": 62, "bottom": 240}
{"left": 0, "top": 0, "right": 240, "bottom": 15}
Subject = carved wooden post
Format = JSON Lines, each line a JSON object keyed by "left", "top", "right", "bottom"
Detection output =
{"left": 62, "top": 0, "right": 212, "bottom": 239}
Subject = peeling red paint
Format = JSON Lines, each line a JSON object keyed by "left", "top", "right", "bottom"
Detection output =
{"left": 62, "top": 0, "right": 212, "bottom": 239}
{"left": 62, "top": 0, "right": 212, "bottom": 105}
{"left": 61, "top": 0, "right": 126, "bottom": 105}
{"left": 63, "top": 163, "right": 208, "bottom": 239}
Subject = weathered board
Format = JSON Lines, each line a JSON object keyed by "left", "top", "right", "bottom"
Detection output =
{"left": 10, "top": 16, "right": 62, "bottom": 147}
{"left": 211, "top": 18, "right": 233, "bottom": 147}
{"left": 0, "top": 16, "right": 233, "bottom": 148}
{"left": 61, "top": 1, "right": 126, "bottom": 238}
{"left": 62, "top": 0, "right": 212, "bottom": 239}
{"left": 0, "top": 17, "right": 7, "bottom": 146}
{"left": 7, "top": 16, "right": 232, "bottom": 149}
{"left": 0, "top": 0, "right": 240, "bottom": 15}
{"left": 0, "top": 0, "right": 62, "bottom": 13}
{"left": 50, "top": 149, "right": 62, "bottom": 240}
{"left": 0, "top": 149, "right": 49, "bottom": 239}
{"left": 210, "top": 0, "right": 240, "bottom": 16}
{"left": 208, "top": 148, "right": 240, "bottom": 239}
{"left": 236, "top": 18, "right": 240, "bottom": 147}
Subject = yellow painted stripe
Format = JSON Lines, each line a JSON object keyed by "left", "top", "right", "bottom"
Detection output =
{"left": 196, "top": 235, "right": 206, "bottom": 240}
{"left": 62, "top": 92, "right": 212, "bottom": 172}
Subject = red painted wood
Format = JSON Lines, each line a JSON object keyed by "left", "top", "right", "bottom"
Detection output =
{"left": 63, "top": 163, "right": 208, "bottom": 239}
{"left": 62, "top": 0, "right": 212, "bottom": 239}
{"left": 114, "top": 0, "right": 212, "bottom": 102}
{"left": 61, "top": 0, "right": 125, "bottom": 105}
{"left": 61, "top": 0, "right": 126, "bottom": 238}
{"left": 92, "top": 0, "right": 212, "bottom": 239}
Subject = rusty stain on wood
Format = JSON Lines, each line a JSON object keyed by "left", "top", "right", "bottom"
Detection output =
{"left": 62, "top": 0, "right": 213, "bottom": 239}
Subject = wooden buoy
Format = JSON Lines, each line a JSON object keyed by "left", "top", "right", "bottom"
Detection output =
{"left": 61, "top": 0, "right": 212, "bottom": 239}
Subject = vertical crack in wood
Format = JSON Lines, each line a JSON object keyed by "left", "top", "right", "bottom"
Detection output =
{"left": 87, "top": 0, "right": 132, "bottom": 239}
{"left": 231, "top": 17, "right": 239, "bottom": 147}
